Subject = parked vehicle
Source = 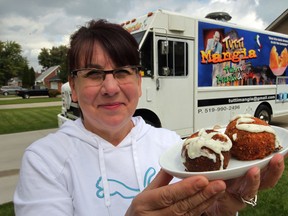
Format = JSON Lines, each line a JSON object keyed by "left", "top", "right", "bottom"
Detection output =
{"left": 57, "top": 10, "right": 288, "bottom": 138}
{"left": 0, "top": 86, "right": 26, "bottom": 96}
{"left": 16, "top": 88, "right": 50, "bottom": 99}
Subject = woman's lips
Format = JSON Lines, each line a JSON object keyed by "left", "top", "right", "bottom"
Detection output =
{"left": 100, "top": 102, "right": 123, "bottom": 110}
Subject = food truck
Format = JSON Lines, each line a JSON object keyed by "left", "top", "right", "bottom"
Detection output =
{"left": 58, "top": 9, "right": 288, "bottom": 138}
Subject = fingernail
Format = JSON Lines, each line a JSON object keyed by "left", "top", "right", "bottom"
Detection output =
{"left": 278, "top": 157, "right": 284, "bottom": 167}
{"left": 254, "top": 168, "right": 260, "bottom": 180}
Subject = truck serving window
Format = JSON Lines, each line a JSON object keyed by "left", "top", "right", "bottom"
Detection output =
{"left": 158, "top": 40, "right": 188, "bottom": 76}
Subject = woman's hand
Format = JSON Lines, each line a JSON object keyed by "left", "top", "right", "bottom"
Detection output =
{"left": 259, "top": 153, "right": 285, "bottom": 190}
{"left": 125, "top": 169, "right": 226, "bottom": 216}
{"left": 126, "top": 154, "right": 284, "bottom": 216}
{"left": 204, "top": 153, "right": 285, "bottom": 216}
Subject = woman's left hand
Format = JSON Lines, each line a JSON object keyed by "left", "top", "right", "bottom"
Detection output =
{"left": 204, "top": 153, "right": 285, "bottom": 216}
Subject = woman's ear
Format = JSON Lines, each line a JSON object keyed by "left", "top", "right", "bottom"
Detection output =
{"left": 68, "top": 77, "right": 78, "bottom": 102}
{"left": 137, "top": 75, "right": 142, "bottom": 97}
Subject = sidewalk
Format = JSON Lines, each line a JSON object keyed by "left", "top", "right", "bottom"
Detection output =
{"left": 0, "top": 101, "right": 61, "bottom": 109}
{"left": 0, "top": 128, "right": 57, "bottom": 204}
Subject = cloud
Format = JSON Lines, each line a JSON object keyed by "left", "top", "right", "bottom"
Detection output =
{"left": 0, "top": 0, "right": 287, "bottom": 72}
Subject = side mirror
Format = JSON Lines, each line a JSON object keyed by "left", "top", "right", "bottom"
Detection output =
{"left": 161, "top": 41, "right": 169, "bottom": 55}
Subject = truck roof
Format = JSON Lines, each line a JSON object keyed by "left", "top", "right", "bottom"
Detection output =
{"left": 121, "top": 9, "right": 288, "bottom": 39}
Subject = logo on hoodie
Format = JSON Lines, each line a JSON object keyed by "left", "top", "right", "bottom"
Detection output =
{"left": 96, "top": 167, "right": 156, "bottom": 199}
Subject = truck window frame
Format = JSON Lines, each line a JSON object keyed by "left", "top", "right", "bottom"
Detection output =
{"left": 157, "top": 39, "right": 188, "bottom": 77}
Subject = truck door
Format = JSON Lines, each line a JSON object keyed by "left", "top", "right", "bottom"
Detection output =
{"left": 154, "top": 36, "right": 194, "bottom": 136}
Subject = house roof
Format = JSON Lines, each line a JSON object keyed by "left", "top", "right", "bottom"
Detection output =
{"left": 266, "top": 9, "right": 288, "bottom": 34}
{"left": 36, "top": 65, "right": 60, "bottom": 83}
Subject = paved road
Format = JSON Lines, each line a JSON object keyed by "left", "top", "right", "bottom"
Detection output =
{"left": 0, "top": 115, "right": 287, "bottom": 204}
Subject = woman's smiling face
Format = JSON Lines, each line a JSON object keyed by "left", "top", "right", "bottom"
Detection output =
{"left": 69, "top": 43, "right": 142, "bottom": 140}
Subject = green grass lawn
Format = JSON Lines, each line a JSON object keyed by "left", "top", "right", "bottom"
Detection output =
{"left": 0, "top": 202, "right": 14, "bottom": 216}
{"left": 0, "top": 106, "right": 60, "bottom": 134}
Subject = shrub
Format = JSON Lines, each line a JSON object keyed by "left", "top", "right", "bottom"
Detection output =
{"left": 48, "top": 89, "right": 61, "bottom": 98}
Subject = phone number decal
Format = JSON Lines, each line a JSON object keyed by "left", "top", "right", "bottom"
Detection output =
{"left": 198, "top": 105, "right": 240, "bottom": 114}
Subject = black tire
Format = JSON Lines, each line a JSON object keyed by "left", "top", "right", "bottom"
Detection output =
{"left": 3, "top": 92, "right": 8, "bottom": 96}
{"left": 255, "top": 105, "right": 271, "bottom": 124}
{"left": 144, "top": 119, "right": 162, "bottom": 128}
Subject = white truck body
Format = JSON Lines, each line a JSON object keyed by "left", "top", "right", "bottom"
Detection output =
{"left": 58, "top": 9, "right": 288, "bottom": 138}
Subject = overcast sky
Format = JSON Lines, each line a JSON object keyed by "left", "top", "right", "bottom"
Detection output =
{"left": 0, "top": 0, "right": 287, "bottom": 72}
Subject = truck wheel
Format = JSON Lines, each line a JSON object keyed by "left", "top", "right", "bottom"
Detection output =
{"left": 3, "top": 92, "right": 8, "bottom": 96}
{"left": 144, "top": 119, "right": 162, "bottom": 128}
{"left": 255, "top": 105, "right": 271, "bottom": 124}
{"left": 23, "top": 94, "right": 30, "bottom": 99}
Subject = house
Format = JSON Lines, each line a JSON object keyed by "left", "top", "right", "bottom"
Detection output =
{"left": 266, "top": 9, "right": 288, "bottom": 34}
{"left": 35, "top": 65, "right": 62, "bottom": 91}
{"left": 7, "top": 77, "right": 22, "bottom": 87}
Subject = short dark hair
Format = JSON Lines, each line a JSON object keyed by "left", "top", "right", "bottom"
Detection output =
{"left": 67, "top": 19, "right": 139, "bottom": 72}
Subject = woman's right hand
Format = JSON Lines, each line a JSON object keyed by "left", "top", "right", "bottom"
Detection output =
{"left": 125, "top": 169, "right": 226, "bottom": 216}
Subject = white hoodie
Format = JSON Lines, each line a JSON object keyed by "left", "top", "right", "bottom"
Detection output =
{"left": 14, "top": 116, "right": 182, "bottom": 216}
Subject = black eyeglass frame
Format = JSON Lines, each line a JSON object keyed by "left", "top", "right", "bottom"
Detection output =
{"left": 70, "top": 65, "right": 142, "bottom": 78}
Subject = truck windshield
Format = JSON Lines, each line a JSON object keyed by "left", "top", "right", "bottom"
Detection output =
{"left": 132, "top": 31, "right": 145, "bottom": 44}
{"left": 132, "top": 32, "right": 154, "bottom": 77}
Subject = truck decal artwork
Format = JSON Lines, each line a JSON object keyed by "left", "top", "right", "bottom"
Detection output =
{"left": 123, "top": 15, "right": 150, "bottom": 34}
{"left": 200, "top": 39, "right": 257, "bottom": 64}
{"left": 198, "top": 22, "right": 288, "bottom": 87}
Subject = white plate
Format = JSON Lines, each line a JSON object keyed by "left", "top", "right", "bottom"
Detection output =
{"left": 159, "top": 126, "right": 288, "bottom": 180}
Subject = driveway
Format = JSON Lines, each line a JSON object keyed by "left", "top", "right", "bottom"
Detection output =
{"left": 0, "top": 128, "right": 58, "bottom": 204}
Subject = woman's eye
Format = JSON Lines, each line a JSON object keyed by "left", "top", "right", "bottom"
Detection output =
{"left": 115, "top": 69, "right": 130, "bottom": 78}
{"left": 85, "top": 70, "right": 103, "bottom": 79}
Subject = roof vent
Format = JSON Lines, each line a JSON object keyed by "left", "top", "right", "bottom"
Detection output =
{"left": 205, "top": 12, "right": 232, "bottom": 22}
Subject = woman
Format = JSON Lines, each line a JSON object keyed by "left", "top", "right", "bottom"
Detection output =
{"left": 14, "top": 19, "right": 285, "bottom": 216}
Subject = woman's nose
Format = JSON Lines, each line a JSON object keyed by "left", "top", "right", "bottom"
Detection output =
{"left": 100, "top": 74, "right": 120, "bottom": 95}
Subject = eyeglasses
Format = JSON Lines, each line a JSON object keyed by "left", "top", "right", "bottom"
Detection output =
{"left": 71, "top": 65, "right": 141, "bottom": 86}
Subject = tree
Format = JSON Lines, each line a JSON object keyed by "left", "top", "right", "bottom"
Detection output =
{"left": 38, "top": 48, "right": 51, "bottom": 69}
{"left": 38, "top": 45, "right": 68, "bottom": 83}
{"left": 29, "top": 67, "right": 36, "bottom": 87}
{"left": 0, "top": 41, "right": 28, "bottom": 86}
{"left": 22, "top": 66, "right": 36, "bottom": 88}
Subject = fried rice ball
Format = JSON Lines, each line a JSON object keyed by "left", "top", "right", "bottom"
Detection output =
{"left": 181, "top": 129, "right": 232, "bottom": 172}
{"left": 225, "top": 114, "right": 281, "bottom": 161}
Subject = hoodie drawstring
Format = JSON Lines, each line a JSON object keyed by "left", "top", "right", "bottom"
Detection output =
{"left": 132, "top": 136, "right": 145, "bottom": 192}
{"left": 96, "top": 130, "right": 144, "bottom": 215}
{"left": 98, "top": 143, "right": 112, "bottom": 215}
